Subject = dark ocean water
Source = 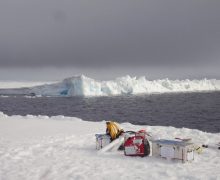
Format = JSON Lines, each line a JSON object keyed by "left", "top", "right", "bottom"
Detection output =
{"left": 0, "top": 92, "right": 220, "bottom": 133}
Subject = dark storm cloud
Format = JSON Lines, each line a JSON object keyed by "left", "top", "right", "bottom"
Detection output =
{"left": 0, "top": 0, "right": 220, "bottom": 68}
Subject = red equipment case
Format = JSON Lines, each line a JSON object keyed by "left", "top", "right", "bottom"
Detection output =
{"left": 124, "top": 130, "right": 150, "bottom": 157}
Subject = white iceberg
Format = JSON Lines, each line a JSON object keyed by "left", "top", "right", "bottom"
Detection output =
{"left": 1, "top": 75, "right": 220, "bottom": 96}
{"left": 31, "top": 75, "right": 220, "bottom": 96}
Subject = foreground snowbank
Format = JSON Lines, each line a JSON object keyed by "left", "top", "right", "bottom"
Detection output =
{"left": 0, "top": 112, "right": 219, "bottom": 180}
{"left": 1, "top": 75, "right": 220, "bottom": 96}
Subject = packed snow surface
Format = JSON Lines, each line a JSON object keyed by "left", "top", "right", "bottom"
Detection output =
{"left": 1, "top": 75, "right": 220, "bottom": 96}
{"left": 0, "top": 112, "right": 219, "bottom": 180}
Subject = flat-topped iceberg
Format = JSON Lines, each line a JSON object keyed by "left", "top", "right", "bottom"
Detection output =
{"left": 0, "top": 75, "right": 220, "bottom": 96}
{"left": 31, "top": 75, "right": 220, "bottom": 96}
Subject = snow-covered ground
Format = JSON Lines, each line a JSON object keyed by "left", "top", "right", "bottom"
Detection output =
{"left": 0, "top": 112, "right": 219, "bottom": 180}
{"left": 1, "top": 75, "right": 220, "bottom": 96}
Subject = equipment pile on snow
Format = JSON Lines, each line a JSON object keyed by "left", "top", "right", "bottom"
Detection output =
{"left": 95, "top": 121, "right": 210, "bottom": 163}
{"left": 95, "top": 121, "right": 152, "bottom": 156}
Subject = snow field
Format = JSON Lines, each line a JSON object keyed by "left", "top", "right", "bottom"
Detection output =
{"left": 0, "top": 112, "right": 220, "bottom": 180}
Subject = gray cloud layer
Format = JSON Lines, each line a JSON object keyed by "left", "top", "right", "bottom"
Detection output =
{"left": 0, "top": 0, "right": 220, "bottom": 69}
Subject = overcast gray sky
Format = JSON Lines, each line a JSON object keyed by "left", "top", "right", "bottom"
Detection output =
{"left": 0, "top": 0, "right": 220, "bottom": 80}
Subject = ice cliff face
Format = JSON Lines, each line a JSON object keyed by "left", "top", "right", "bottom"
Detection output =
{"left": 28, "top": 75, "right": 220, "bottom": 96}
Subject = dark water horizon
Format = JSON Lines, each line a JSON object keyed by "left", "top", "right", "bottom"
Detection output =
{"left": 0, "top": 92, "right": 220, "bottom": 133}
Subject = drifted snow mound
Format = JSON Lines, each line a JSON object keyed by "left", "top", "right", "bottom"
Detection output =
{"left": 30, "top": 75, "right": 220, "bottom": 96}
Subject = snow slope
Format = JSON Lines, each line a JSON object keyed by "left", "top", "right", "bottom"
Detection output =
{"left": 0, "top": 112, "right": 219, "bottom": 180}
{"left": 1, "top": 75, "right": 220, "bottom": 96}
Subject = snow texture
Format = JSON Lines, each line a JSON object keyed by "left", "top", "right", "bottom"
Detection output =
{"left": 1, "top": 75, "right": 220, "bottom": 97}
{"left": 0, "top": 112, "right": 220, "bottom": 180}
